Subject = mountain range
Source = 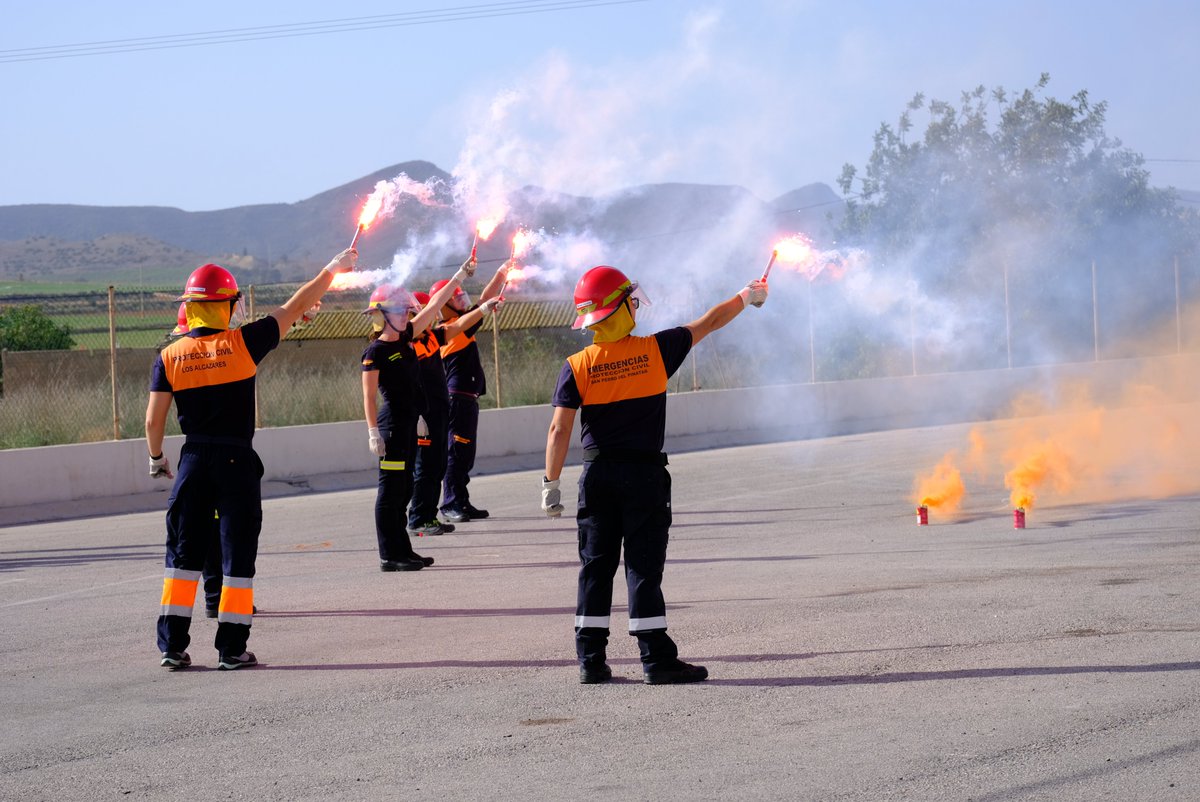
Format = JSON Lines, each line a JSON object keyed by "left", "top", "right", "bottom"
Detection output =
{"left": 0, "top": 161, "right": 844, "bottom": 285}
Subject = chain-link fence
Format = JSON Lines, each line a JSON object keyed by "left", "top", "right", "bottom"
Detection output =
{"left": 3, "top": 256, "right": 1199, "bottom": 450}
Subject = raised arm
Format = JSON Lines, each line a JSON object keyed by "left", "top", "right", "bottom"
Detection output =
{"left": 684, "top": 280, "right": 768, "bottom": 346}
{"left": 411, "top": 257, "right": 476, "bottom": 333}
{"left": 479, "top": 259, "right": 513, "bottom": 302}
{"left": 270, "top": 249, "right": 357, "bottom": 336}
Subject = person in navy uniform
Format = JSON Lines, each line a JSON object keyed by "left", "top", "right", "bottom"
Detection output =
{"left": 431, "top": 260, "right": 511, "bottom": 523}
{"left": 361, "top": 258, "right": 499, "bottom": 569}
{"left": 146, "top": 249, "right": 356, "bottom": 671}
{"left": 406, "top": 290, "right": 499, "bottom": 537}
{"left": 542, "top": 265, "right": 767, "bottom": 685}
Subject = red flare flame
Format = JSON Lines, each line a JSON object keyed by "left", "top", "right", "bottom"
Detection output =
{"left": 358, "top": 193, "right": 384, "bottom": 229}
{"left": 511, "top": 228, "right": 535, "bottom": 260}
{"left": 476, "top": 218, "right": 500, "bottom": 241}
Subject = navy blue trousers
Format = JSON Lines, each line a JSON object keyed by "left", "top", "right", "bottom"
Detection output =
{"left": 201, "top": 511, "right": 221, "bottom": 611}
{"left": 574, "top": 460, "right": 679, "bottom": 670}
{"left": 157, "top": 442, "right": 262, "bottom": 658}
{"left": 375, "top": 411, "right": 419, "bottom": 561}
{"left": 408, "top": 401, "right": 449, "bottom": 528}
{"left": 441, "top": 393, "right": 479, "bottom": 512}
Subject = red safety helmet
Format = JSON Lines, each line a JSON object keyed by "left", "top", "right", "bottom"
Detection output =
{"left": 171, "top": 302, "right": 189, "bottom": 335}
{"left": 412, "top": 291, "right": 431, "bottom": 308}
{"left": 177, "top": 263, "right": 240, "bottom": 302}
{"left": 571, "top": 265, "right": 643, "bottom": 330}
{"left": 362, "top": 284, "right": 415, "bottom": 316}
{"left": 429, "top": 279, "right": 470, "bottom": 310}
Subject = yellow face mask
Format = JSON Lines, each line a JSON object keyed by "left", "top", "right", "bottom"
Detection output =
{"left": 368, "top": 310, "right": 386, "bottom": 333}
{"left": 590, "top": 301, "right": 634, "bottom": 344}
{"left": 184, "top": 301, "right": 233, "bottom": 332}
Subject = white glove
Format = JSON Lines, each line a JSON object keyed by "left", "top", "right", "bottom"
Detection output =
{"left": 149, "top": 453, "right": 173, "bottom": 479}
{"left": 452, "top": 255, "right": 477, "bottom": 284}
{"left": 368, "top": 426, "right": 386, "bottom": 457}
{"left": 416, "top": 417, "right": 429, "bottom": 438}
{"left": 324, "top": 248, "right": 357, "bottom": 275}
{"left": 738, "top": 279, "right": 768, "bottom": 309}
{"left": 481, "top": 297, "right": 503, "bottom": 314}
{"left": 300, "top": 301, "right": 321, "bottom": 324}
{"left": 541, "top": 477, "right": 564, "bottom": 518}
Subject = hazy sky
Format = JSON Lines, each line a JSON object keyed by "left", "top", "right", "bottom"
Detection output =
{"left": 3, "top": 0, "right": 1197, "bottom": 211}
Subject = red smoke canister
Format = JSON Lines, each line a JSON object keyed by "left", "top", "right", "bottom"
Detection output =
{"left": 916, "top": 506, "right": 929, "bottom": 526}
{"left": 1013, "top": 508, "right": 1026, "bottom": 529}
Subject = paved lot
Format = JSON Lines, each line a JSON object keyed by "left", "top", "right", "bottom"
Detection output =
{"left": 1, "top": 420, "right": 1198, "bottom": 801}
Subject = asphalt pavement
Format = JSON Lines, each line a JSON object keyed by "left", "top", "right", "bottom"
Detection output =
{"left": 1, "top": 420, "right": 1198, "bottom": 801}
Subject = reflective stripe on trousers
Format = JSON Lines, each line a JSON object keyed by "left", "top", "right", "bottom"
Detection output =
{"left": 217, "top": 575, "right": 254, "bottom": 625}
{"left": 161, "top": 567, "right": 201, "bottom": 618}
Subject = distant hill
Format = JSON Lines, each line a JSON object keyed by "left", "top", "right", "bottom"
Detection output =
{"left": 0, "top": 161, "right": 844, "bottom": 285}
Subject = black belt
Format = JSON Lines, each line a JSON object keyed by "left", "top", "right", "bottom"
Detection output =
{"left": 583, "top": 448, "right": 668, "bottom": 466}
{"left": 185, "top": 434, "right": 253, "bottom": 448}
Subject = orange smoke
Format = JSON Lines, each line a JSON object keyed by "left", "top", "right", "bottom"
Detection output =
{"left": 1004, "top": 437, "right": 1075, "bottom": 510}
{"left": 914, "top": 453, "right": 966, "bottom": 514}
{"left": 916, "top": 352, "right": 1200, "bottom": 518}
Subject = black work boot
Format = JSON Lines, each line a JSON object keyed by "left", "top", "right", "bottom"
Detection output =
{"left": 579, "top": 663, "right": 613, "bottom": 684}
{"left": 643, "top": 659, "right": 708, "bottom": 685}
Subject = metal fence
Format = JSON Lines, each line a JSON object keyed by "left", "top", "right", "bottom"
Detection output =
{"left": 2, "top": 255, "right": 1199, "bottom": 450}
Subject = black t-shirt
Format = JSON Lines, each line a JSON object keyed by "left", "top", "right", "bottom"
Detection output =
{"left": 149, "top": 317, "right": 280, "bottom": 441}
{"left": 361, "top": 326, "right": 423, "bottom": 421}
{"left": 552, "top": 327, "right": 692, "bottom": 452}
{"left": 414, "top": 325, "right": 450, "bottom": 409}
{"left": 440, "top": 307, "right": 486, "bottom": 395}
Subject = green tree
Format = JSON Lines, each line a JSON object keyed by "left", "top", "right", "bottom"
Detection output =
{"left": 0, "top": 305, "right": 75, "bottom": 352}
{"left": 836, "top": 73, "right": 1198, "bottom": 366}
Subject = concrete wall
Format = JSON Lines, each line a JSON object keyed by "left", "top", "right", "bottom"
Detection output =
{"left": 2, "top": 352, "right": 1197, "bottom": 511}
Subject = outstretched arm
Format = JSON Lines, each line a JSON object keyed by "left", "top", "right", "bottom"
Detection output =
{"left": 684, "top": 280, "right": 768, "bottom": 346}
{"left": 479, "top": 259, "right": 513, "bottom": 302}
{"left": 270, "top": 249, "right": 357, "bottom": 336}
{"left": 412, "top": 256, "right": 476, "bottom": 333}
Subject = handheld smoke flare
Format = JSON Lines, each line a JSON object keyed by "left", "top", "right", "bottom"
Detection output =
{"left": 762, "top": 250, "right": 778, "bottom": 281}
{"left": 472, "top": 217, "right": 501, "bottom": 261}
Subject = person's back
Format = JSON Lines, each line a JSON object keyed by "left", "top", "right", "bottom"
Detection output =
{"left": 543, "top": 264, "right": 767, "bottom": 685}
{"left": 157, "top": 319, "right": 276, "bottom": 442}
{"left": 146, "top": 251, "right": 356, "bottom": 672}
{"left": 562, "top": 330, "right": 691, "bottom": 454}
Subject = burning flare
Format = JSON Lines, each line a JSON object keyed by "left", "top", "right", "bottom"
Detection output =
{"left": 358, "top": 192, "right": 384, "bottom": 229}
{"left": 476, "top": 218, "right": 501, "bottom": 241}
{"left": 766, "top": 233, "right": 864, "bottom": 282}
{"left": 510, "top": 228, "right": 537, "bottom": 260}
